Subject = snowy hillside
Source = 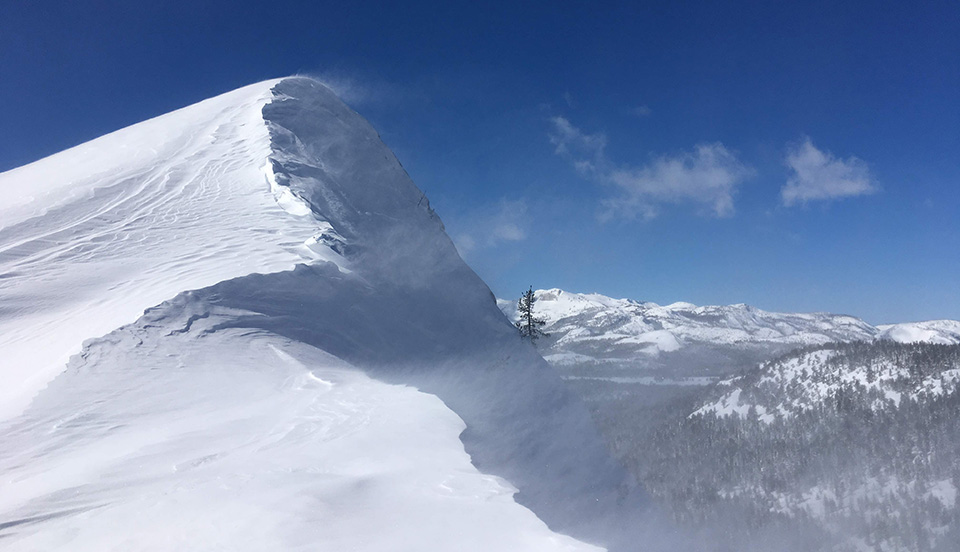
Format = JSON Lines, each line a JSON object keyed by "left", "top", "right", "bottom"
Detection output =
{"left": 1, "top": 319, "right": 599, "bottom": 552}
{"left": 0, "top": 81, "right": 320, "bottom": 420}
{"left": 643, "top": 342, "right": 960, "bottom": 551}
{"left": 695, "top": 342, "right": 960, "bottom": 422}
{"left": 0, "top": 78, "right": 663, "bottom": 551}
{"left": 878, "top": 320, "right": 960, "bottom": 345}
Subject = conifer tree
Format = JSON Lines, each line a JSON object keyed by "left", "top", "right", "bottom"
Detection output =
{"left": 516, "top": 286, "right": 547, "bottom": 342}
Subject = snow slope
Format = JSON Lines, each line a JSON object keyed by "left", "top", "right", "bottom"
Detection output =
{"left": 0, "top": 80, "right": 321, "bottom": 420}
{"left": 0, "top": 79, "right": 661, "bottom": 551}
{"left": 0, "top": 312, "right": 598, "bottom": 552}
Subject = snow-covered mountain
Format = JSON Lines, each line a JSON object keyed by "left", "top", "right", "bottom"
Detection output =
{"left": 643, "top": 342, "right": 960, "bottom": 551}
{"left": 0, "top": 79, "right": 669, "bottom": 551}
{"left": 877, "top": 319, "right": 960, "bottom": 345}
{"left": 500, "top": 289, "right": 960, "bottom": 379}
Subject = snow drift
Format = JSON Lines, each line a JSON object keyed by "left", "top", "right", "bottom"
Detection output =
{"left": 0, "top": 78, "right": 667, "bottom": 550}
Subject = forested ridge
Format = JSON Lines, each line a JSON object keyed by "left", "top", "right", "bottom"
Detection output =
{"left": 626, "top": 342, "right": 960, "bottom": 551}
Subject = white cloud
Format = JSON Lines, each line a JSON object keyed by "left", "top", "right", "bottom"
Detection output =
{"left": 604, "top": 143, "right": 753, "bottom": 219}
{"left": 781, "top": 138, "right": 877, "bottom": 205}
{"left": 547, "top": 116, "right": 607, "bottom": 175}
{"left": 630, "top": 105, "right": 652, "bottom": 117}
{"left": 452, "top": 199, "right": 528, "bottom": 257}
{"left": 548, "top": 117, "right": 752, "bottom": 220}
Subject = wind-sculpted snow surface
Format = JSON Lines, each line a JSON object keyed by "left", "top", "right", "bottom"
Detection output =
{"left": 0, "top": 79, "right": 322, "bottom": 419}
{"left": 0, "top": 305, "right": 601, "bottom": 552}
{"left": 0, "top": 78, "right": 669, "bottom": 551}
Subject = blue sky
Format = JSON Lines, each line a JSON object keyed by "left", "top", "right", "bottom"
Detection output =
{"left": 2, "top": 0, "right": 958, "bottom": 323}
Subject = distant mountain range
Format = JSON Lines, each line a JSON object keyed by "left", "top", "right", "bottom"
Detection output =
{"left": 499, "top": 288, "right": 960, "bottom": 379}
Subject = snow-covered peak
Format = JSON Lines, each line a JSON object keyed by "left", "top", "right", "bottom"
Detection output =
{"left": 1, "top": 79, "right": 655, "bottom": 551}
{"left": 0, "top": 77, "right": 458, "bottom": 420}
{"left": 877, "top": 320, "right": 960, "bottom": 345}
{"left": 1, "top": 80, "right": 284, "bottom": 228}
{"left": 263, "top": 78, "right": 443, "bottom": 245}
{"left": 526, "top": 288, "right": 647, "bottom": 322}
{"left": 0, "top": 80, "right": 304, "bottom": 418}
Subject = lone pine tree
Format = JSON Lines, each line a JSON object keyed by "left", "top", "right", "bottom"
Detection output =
{"left": 516, "top": 286, "right": 547, "bottom": 342}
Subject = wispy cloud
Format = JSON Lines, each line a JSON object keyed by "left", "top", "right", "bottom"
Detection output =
{"left": 452, "top": 199, "right": 528, "bottom": 257}
{"left": 604, "top": 143, "right": 753, "bottom": 220}
{"left": 630, "top": 105, "right": 652, "bottom": 117}
{"left": 549, "top": 117, "right": 752, "bottom": 219}
{"left": 781, "top": 138, "right": 877, "bottom": 206}
{"left": 548, "top": 116, "right": 608, "bottom": 176}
